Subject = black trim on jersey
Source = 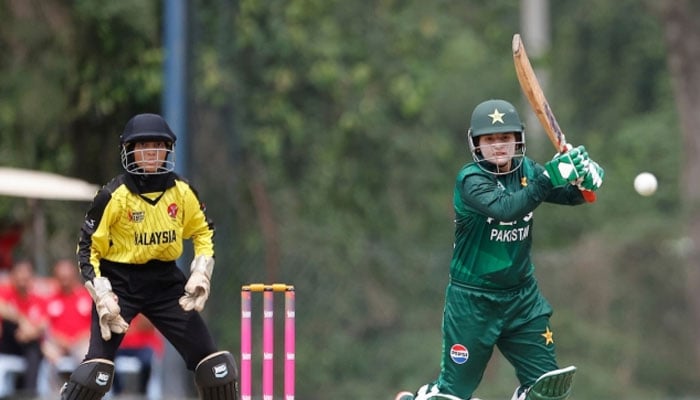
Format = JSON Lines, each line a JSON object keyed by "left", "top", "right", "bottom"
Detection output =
{"left": 124, "top": 172, "right": 177, "bottom": 194}
{"left": 188, "top": 182, "right": 216, "bottom": 243}
{"left": 123, "top": 172, "right": 178, "bottom": 205}
{"left": 77, "top": 176, "right": 124, "bottom": 283}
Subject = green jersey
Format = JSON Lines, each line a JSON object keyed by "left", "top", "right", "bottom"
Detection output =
{"left": 449, "top": 157, "right": 584, "bottom": 289}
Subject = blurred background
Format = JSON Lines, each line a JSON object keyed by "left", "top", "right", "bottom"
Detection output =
{"left": 0, "top": 0, "right": 699, "bottom": 399}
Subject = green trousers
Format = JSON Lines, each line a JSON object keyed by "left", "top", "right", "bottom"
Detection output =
{"left": 436, "top": 277, "right": 558, "bottom": 398}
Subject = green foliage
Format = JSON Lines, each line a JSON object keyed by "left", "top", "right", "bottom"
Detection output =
{"left": 552, "top": 0, "right": 669, "bottom": 133}
{"left": 1, "top": 0, "right": 696, "bottom": 398}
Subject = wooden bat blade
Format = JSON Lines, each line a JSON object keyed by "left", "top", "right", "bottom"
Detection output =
{"left": 512, "top": 34, "right": 566, "bottom": 153}
{"left": 512, "top": 33, "right": 596, "bottom": 203}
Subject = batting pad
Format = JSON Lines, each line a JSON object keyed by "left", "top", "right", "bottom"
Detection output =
{"left": 526, "top": 365, "right": 576, "bottom": 400}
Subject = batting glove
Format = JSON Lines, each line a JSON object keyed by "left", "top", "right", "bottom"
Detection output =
{"left": 544, "top": 145, "right": 588, "bottom": 187}
{"left": 85, "top": 277, "right": 129, "bottom": 341}
{"left": 179, "top": 255, "right": 214, "bottom": 312}
{"left": 577, "top": 160, "right": 605, "bottom": 192}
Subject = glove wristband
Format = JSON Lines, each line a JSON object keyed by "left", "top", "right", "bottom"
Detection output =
{"left": 87, "top": 277, "right": 114, "bottom": 299}
{"left": 190, "top": 255, "right": 214, "bottom": 278}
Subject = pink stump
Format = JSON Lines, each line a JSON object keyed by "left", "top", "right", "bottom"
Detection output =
{"left": 240, "top": 289, "right": 252, "bottom": 400}
{"left": 284, "top": 289, "right": 296, "bottom": 400}
{"left": 262, "top": 290, "right": 274, "bottom": 400}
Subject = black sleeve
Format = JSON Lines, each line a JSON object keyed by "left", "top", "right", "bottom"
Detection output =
{"left": 76, "top": 176, "right": 120, "bottom": 282}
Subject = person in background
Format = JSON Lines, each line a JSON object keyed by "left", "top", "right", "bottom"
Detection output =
{"left": 41, "top": 259, "right": 92, "bottom": 392}
{"left": 0, "top": 259, "right": 46, "bottom": 397}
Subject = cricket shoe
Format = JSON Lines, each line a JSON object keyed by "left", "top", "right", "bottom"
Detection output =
{"left": 400, "top": 383, "right": 470, "bottom": 400}
{"left": 395, "top": 391, "right": 415, "bottom": 400}
{"left": 394, "top": 392, "right": 481, "bottom": 400}
{"left": 395, "top": 394, "right": 480, "bottom": 400}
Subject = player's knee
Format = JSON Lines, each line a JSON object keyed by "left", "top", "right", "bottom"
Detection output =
{"left": 60, "top": 358, "right": 115, "bottom": 400}
{"left": 194, "top": 351, "right": 239, "bottom": 400}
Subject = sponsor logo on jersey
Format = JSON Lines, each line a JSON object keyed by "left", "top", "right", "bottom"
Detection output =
{"left": 134, "top": 230, "right": 177, "bottom": 245}
{"left": 168, "top": 203, "right": 178, "bottom": 219}
{"left": 450, "top": 343, "right": 469, "bottom": 364}
{"left": 128, "top": 210, "right": 145, "bottom": 223}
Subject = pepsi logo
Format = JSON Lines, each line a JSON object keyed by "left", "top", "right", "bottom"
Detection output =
{"left": 450, "top": 344, "right": 469, "bottom": 364}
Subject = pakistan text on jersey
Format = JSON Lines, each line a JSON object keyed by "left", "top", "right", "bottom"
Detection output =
{"left": 490, "top": 225, "right": 530, "bottom": 242}
{"left": 134, "top": 230, "right": 177, "bottom": 245}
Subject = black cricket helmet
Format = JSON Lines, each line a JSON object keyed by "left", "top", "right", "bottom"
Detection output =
{"left": 119, "top": 113, "right": 176, "bottom": 175}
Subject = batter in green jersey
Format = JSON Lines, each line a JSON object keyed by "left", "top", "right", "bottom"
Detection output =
{"left": 396, "top": 99, "right": 604, "bottom": 400}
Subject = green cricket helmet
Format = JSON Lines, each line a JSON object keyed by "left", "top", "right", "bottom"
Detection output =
{"left": 119, "top": 113, "right": 177, "bottom": 175}
{"left": 467, "top": 99, "right": 526, "bottom": 175}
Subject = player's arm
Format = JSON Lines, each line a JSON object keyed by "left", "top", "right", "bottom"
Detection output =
{"left": 179, "top": 180, "right": 215, "bottom": 256}
{"left": 77, "top": 184, "right": 116, "bottom": 282}
{"left": 16, "top": 311, "right": 47, "bottom": 342}
{"left": 179, "top": 181, "right": 215, "bottom": 312}
{"left": 461, "top": 148, "right": 593, "bottom": 220}
{"left": 460, "top": 168, "right": 552, "bottom": 222}
{"left": 77, "top": 180, "right": 129, "bottom": 341}
{"left": 0, "top": 299, "right": 20, "bottom": 322}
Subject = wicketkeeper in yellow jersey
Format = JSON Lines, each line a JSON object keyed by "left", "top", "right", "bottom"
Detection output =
{"left": 60, "top": 114, "right": 237, "bottom": 400}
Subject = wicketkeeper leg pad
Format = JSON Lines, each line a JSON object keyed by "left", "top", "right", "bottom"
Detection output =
{"left": 526, "top": 365, "right": 576, "bottom": 400}
{"left": 60, "top": 358, "right": 115, "bottom": 400}
{"left": 195, "top": 351, "right": 239, "bottom": 400}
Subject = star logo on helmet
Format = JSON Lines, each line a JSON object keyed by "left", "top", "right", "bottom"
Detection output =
{"left": 488, "top": 108, "right": 505, "bottom": 124}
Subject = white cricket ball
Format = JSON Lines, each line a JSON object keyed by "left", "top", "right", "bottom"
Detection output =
{"left": 634, "top": 172, "right": 657, "bottom": 196}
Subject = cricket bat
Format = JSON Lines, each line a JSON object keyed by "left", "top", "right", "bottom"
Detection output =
{"left": 512, "top": 33, "right": 596, "bottom": 202}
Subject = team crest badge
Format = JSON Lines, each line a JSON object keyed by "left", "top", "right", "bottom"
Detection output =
{"left": 168, "top": 203, "right": 178, "bottom": 218}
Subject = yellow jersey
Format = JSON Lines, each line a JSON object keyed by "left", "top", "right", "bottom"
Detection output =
{"left": 77, "top": 173, "right": 214, "bottom": 280}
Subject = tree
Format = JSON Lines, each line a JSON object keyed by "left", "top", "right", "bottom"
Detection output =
{"left": 655, "top": 0, "right": 700, "bottom": 371}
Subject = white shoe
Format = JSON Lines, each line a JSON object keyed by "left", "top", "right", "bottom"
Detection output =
{"left": 414, "top": 383, "right": 466, "bottom": 400}
{"left": 510, "top": 387, "right": 526, "bottom": 400}
{"left": 395, "top": 391, "right": 415, "bottom": 400}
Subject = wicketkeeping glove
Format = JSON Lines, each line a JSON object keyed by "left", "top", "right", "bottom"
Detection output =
{"left": 544, "top": 145, "right": 589, "bottom": 187}
{"left": 85, "top": 277, "right": 129, "bottom": 341}
{"left": 577, "top": 160, "right": 605, "bottom": 191}
{"left": 179, "top": 255, "right": 214, "bottom": 312}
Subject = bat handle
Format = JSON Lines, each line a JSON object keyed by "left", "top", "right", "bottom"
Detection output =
{"left": 582, "top": 189, "right": 596, "bottom": 203}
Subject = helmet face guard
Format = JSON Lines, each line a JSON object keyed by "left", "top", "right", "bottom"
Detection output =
{"left": 120, "top": 143, "right": 176, "bottom": 175}
{"left": 467, "top": 99, "right": 526, "bottom": 175}
{"left": 119, "top": 114, "right": 177, "bottom": 175}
